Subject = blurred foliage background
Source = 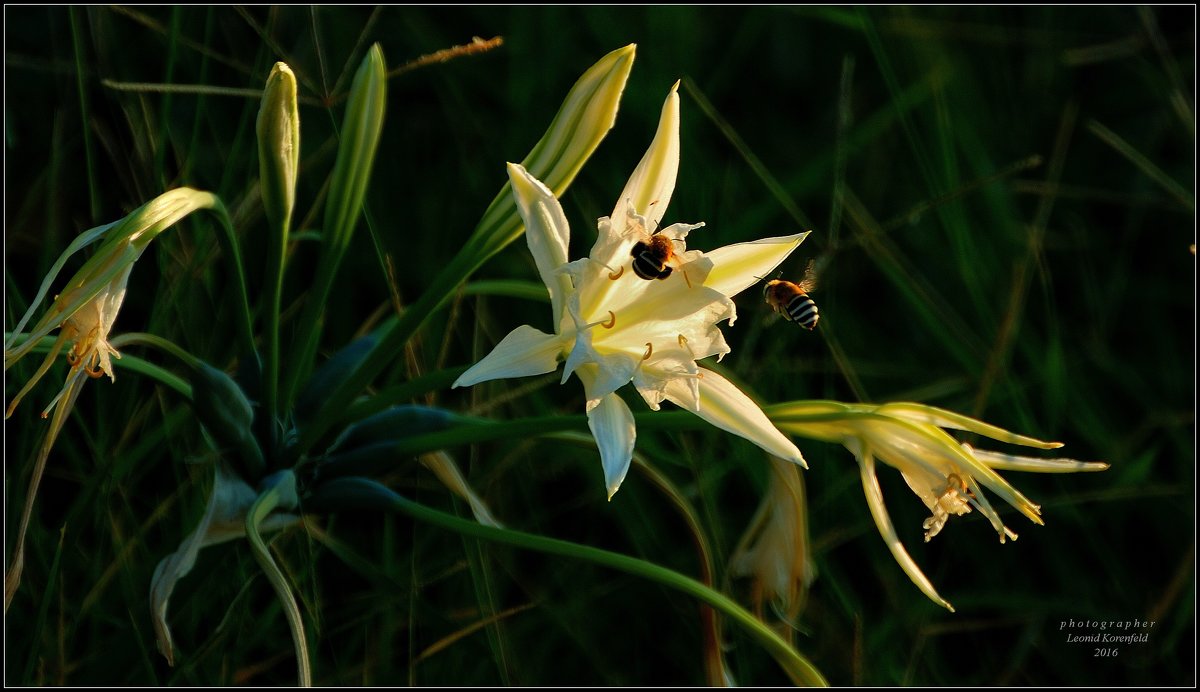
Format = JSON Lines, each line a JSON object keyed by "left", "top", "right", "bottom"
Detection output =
{"left": 4, "top": 6, "right": 1194, "bottom": 686}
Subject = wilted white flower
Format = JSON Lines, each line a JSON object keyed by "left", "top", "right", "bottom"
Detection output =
{"left": 773, "top": 400, "right": 1109, "bottom": 611}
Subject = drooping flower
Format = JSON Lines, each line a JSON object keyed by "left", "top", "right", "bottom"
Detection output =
{"left": 453, "top": 83, "right": 808, "bottom": 498}
{"left": 772, "top": 400, "right": 1109, "bottom": 611}
{"left": 730, "top": 455, "right": 817, "bottom": 623}
{"left": 4, "top": 187, "right": 224, "bottom": 611}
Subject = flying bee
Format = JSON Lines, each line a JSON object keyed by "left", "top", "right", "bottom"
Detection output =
{"left": 763, "top": 260, "right": 820, "bottom": 330}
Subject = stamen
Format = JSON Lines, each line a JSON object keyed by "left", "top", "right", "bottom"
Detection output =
{"left": 608, "top": 266, "right": 624, "bottom": 280}
{"left": 84, "top": 363, "right": 105, "bottom": 379}
{"left": 641, "top": 343, "right": 653, "bottom": 361}
{"left": 581, "top": 310, "right": 618, "bottom": 332}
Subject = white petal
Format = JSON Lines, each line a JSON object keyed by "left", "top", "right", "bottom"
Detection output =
{"left": 578, "top": 365, "right": 637, "bottom": 499}
{"left": 610, "top": 82, "right": 680, "bottom": 234}
{"left": 665, "top": 367, "right": 807, "bottom": 468}
{"left": 967, "top": 446, "right": 1109, "bottom": 473}
{"left": 703, "top": 233, "right": 809, "bottom": 299}
{"left": 453, "top": 325, "right": 566, "bottom": 388}
{"left": 564, "top": 334, "right": 639, "bottom": 402}
{"left": 508, "top": 163, "right": 574, "bottom": 322}
{"left": 633, "top": 345, "right": 699, "bottom": 411}
{"left": 855, "top": 449, "right": 955, "bottom": 612}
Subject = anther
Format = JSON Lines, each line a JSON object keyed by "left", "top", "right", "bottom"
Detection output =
{"left": 641, "top": 343, "right": 654, "bottom": 361}
{"left": 601, "top": 311, "right": 617, "bottom": 329}
{"left": 608, "top": 266, "right": 625, "bottom": 280}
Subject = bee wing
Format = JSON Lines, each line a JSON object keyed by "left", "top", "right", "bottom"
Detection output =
{"left": 798, "top": 259, "right": 819, "bottom": 293}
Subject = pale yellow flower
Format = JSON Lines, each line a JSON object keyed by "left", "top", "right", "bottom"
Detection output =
{"left": 773, "top": 400, "right": 1109, "bottom": 611}
{"left": 454, "top": 84, "right": 807, "bottom": 498}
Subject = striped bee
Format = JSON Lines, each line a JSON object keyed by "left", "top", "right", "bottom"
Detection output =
{"left": 630, "top": 231, "right": 680, "bottom": 281}
{"left": 763, "top": 261, "right": 820, "bottom": 330}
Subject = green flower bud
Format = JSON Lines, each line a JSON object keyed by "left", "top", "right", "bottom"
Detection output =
{"left": 256, "top": 62, "right": 300, "bottom": 235}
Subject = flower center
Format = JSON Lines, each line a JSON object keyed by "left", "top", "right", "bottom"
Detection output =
{"left": 65, "top": 325, "right": 108, "bottom": 379}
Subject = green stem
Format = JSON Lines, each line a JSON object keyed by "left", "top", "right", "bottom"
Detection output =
{"left": 245, "top": 473, "right": 311, "bottom": 686}
{"left": 110, "top": 332, "right": 201, "bottom": 370}
{"left": 380, "top": 489, "right": 827, "bottom": 686}
{"left": 264, "top": 207, "right": 289, "bottom": 455}
{"left": 207, "top": 199, "right": 259, "bottom": 363}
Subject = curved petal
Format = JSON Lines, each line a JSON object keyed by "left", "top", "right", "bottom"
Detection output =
{"left": 577, "top": 365, "right": 637, "bottom": 499}
{"left": 878, "top": 402, "right": 1063, "bottom": 450}
{"left": 704, "top": 232, "right": 809, "bottom": 299}
{"left": 453, "top": 325, "right": 566, "bottom": 388}
{"left": 855, "top": 448, "right": 955, "bottom": 612}
{"left": 508, "top": 163, "right": 574, "bottom": 322}
{"left": 610, "top": 82, "right": 681, "bottom": 235}
{"left": 666, "top": 367, "right": 807, "bottom": 468}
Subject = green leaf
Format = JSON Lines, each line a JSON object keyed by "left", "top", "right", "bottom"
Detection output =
{"left": 283, "top": 44, "right": 388, "bottom": 412}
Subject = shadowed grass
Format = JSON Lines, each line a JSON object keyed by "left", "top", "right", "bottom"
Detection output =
{"left": 4, "top": 5, "right": 1193, "bottom": 687}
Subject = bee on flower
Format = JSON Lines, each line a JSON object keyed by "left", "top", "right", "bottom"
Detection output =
{"left": 453, "top": 82, "right": 813, "bottom": 498}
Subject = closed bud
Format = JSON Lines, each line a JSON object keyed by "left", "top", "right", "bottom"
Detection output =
{"left": 257, "top": 62, "right": 300, "bottom": 235}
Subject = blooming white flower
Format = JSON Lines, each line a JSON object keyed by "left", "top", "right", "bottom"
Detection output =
{"left": 454, "top": 83, "right": 808, "bottom": 498}
{"left": 773, "top": 400, "right": 1109, "bottom": 611}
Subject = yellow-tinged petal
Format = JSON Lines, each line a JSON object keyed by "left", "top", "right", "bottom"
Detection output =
{"left": 508, "top": 162, "right": 574, "bottom": 324}
{"left": 521, "top": 44, "right": 636, "bottom": 199}
{"left": 966, "top": 446, "right": 1110, "bottom": 473}
{"left": 452, "top": 325, "right": 567, "bottom": 388}
{"left": 855, "top": 448, "right": 955, "bottom": 612}
{"left": 667, "top": 367, "right": 807, "bottom": 468}
{"left": 704, "top": 233, "right": 810, "bottom": 299}
{"left": 421, "top": 451, "right": 503, "bottom": 528}
{"left": 878, "top": 402, "right": 1063, "bottom": 449}
{"left": 611, "top": 81, "right": 680, "bottom": 233}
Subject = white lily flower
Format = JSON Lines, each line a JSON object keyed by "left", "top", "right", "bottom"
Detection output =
{"left": 454, "top": 83, "right": 807, "bottom": 498}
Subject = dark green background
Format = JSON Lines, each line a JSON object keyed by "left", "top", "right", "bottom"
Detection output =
{"left": 5, "top": 6, "right": 1194, "bottom": 685}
